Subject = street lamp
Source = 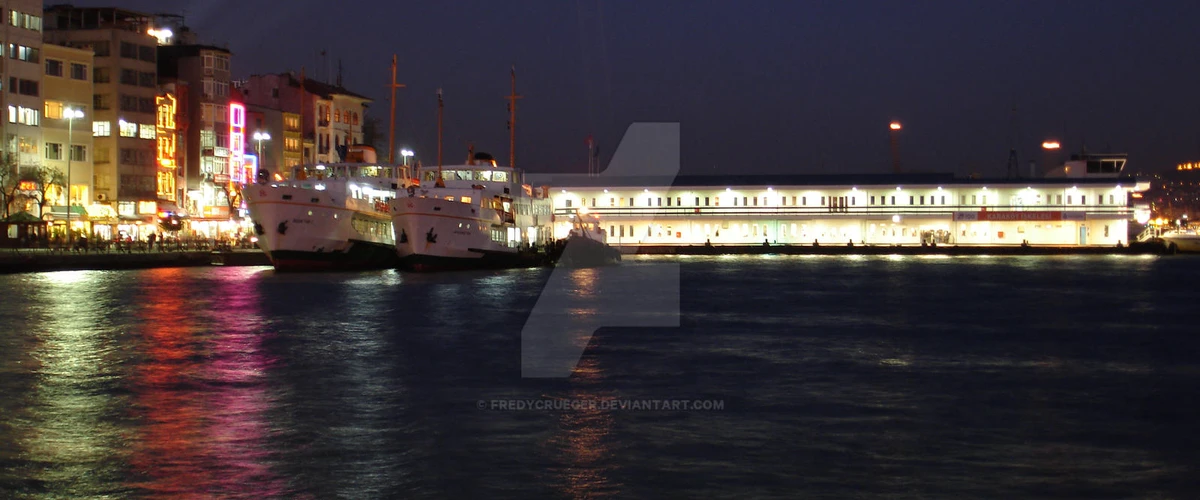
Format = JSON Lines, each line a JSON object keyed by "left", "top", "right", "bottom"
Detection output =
{"left": 888, "top": 121, "right": 902, "bottom": 173}
{"left": 64, "top": 107, "right": 85, "bottom": 247}
{"left": 253, "top": 131, "right": 271, "bottom": 168}
{"left": 400, "top": 148, "right": 414, "bottom": 166}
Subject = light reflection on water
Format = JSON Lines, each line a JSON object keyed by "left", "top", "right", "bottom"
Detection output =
{"left": 0, "top": 256, "right": 1197, "bottom": 498}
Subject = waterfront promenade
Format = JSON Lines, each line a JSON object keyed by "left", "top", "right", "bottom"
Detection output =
{"left": 0, "top": 247, "right": 271, "bottom": 274}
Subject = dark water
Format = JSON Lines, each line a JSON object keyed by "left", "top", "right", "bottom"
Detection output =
{"left": 1, "top": 255, "right": 1198, "bottom": 499}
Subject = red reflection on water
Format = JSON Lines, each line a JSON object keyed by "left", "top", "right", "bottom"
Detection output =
{"left": 126, "top": 268, "right": 289, "bottom": 498}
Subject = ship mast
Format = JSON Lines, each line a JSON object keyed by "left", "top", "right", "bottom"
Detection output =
{"left": 505, "top": 65, "right": 522, "bottom": 169}
{"left": 386, "top": 54, "right": 406, "bottom": 164}
{"left": 436, "top": 89, "right": 445, "bottom": 188}
{"left": 299, "top": 66, "right": 306, "bottom": 171}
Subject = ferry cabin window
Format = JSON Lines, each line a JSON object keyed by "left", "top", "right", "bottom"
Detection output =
{"left": 667, "top": 197, "right": 672, "bottom": 206}
{"left": 1057, "top": 194, "right": 1062, "bottom": 204}
{"left": 792, "top": 196, "right": 797, "bottom": 205}
{"left": 1109, "top": 194, "right": 1114, "bottom": 205}
{"left": 871, "top": 196, "right": 876, "bottom": 205}
{"left": 1067, "top": 195, "right": 1073, "bottom": 204}
{"left": 961, "top": 195, "right": 966, "bottom": 205}
{"left": 802, "top": 196, "right": 807, "bottom": 205}
{"left": 677, "top": 197, "right": 681, "bottom": 206}
{"left": 610, "top": 198, "right": 615, "bottom": 207}
{"left": 910, "top": 196, "right": 914, "bottom": 205}
{"left": 972, "top": 195, "right": 977, "bottom": 205}
{"left": 743, "top": 196, "right": 748, "bottom": 206}
{"left": 591, "top": 198, "right": 596, "bottom": 207}
{"left": 941, "top": 196, "right": 946, "bottom": 205}
{"left": 565, "top": 199, "right": 572, "bottom": 208}
{"left": 629, "top": 197, "right": 634, "bottom": 206}
{"left": 473, "top": 170, "right": 492, "bottom": 181}
{"left": 920, "top": 195, "right": 925, "bottom": 205}
{"left": 657, "top": 197, "right": 662, "bottom": 206}
{"left": 705, "top": 197, "right": 710, "bottom": 206}
{"left": 754, "top": 197, "right": 759, "bottom": 206}
{"left": 890, "top": 196, "right": 895, "bottom": 205}
{"left": 821, "top": 196, "right": 826, "bottom": 205}
{"left": 734, "top": 197, "right": 738, "bottom": 207}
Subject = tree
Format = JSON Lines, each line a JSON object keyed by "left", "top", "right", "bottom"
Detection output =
{"left": 29, "top": 165, "right": 67, "bottom": 218}
{"left": 0, "top": 154, "right": 19, "bottom": 219}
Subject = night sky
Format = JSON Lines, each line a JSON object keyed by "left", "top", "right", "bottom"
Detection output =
{"left": 67, "top": 0, "right": 1200, "bottom": 177}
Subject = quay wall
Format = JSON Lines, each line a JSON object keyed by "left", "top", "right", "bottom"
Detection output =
{"left": 0, "top": 250, "right": 271, "bottom": 274}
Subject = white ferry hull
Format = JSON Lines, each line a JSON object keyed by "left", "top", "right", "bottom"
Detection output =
{"left": 245, "top": 186, "right": 398, "bottom": 271}
{"left": 391, "top": 195, "right": 548, "bottom": 272}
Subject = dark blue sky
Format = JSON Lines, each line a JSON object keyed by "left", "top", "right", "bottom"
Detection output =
{"left": 71, "top": 0, "right": 1200, "bottom": 176}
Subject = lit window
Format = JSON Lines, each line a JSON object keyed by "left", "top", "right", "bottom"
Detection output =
{"left": 139, "top": 124, "right": 156, "bottom": 139}
{"left": 44, "top": 101, "right": 63, "bottom": 119}
{"left": 93, "top": 121, "right": 111, "bottom": 137}
{"left": 119, "top": 121, "right": 137, "bottom": 137}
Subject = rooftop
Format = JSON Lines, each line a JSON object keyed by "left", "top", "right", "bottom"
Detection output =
{"left": 527, "top": 172, "right": 1139, "bottom": 189}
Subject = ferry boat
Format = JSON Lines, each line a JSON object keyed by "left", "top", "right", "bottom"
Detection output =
{"left": 246, "top": 145, "right": 412, "bottom": 271}
{"left": 557, "top": 209, "right": 621, "bottom": 267}
{"left": 1161, "top": 228, "right": 1200, "bottom": 253}
{"left": 391, "top": 150, "right": 555, "bottom": 271}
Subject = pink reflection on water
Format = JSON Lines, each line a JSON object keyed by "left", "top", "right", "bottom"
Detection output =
{"left": 127, "top": 268, "right": 293, "bottom": 498}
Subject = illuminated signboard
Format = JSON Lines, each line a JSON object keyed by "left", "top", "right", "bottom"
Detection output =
{"left": 156, "top": 94, "right": 177, "bottom": 170}
{"left": 229, "top": 103, "right": 245, "bottom": 184}
{"left": 242, "top": 154, "right": 258, "bottom": 185}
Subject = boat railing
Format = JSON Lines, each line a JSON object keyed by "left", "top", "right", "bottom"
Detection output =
{"left": 1136, "top": 226, "right": 1163, "bottom": 242}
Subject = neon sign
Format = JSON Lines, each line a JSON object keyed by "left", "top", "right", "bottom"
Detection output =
{"left": 156, "top": 94, "right": 177, "bottom": 169}
{"left": 229, "top": 103, "right": 245, "bottom": 184}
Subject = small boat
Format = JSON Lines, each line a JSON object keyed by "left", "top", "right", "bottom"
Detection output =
{"left": 1161, "top": 228, "right": 1200, "bottom": 253}
{"left": 555, "top": 210, "right": 621, "bottom": 268}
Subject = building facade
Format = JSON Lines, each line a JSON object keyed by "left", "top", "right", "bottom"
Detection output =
{"left": 240, "top": 72, "right": 369, "bottom": 166}
{"left": 538, "top": 156, "right": 1147, "bottom": 248}
{"left": 3, "top": 0, "right": 45, "bottom": 177}
{"left": 40, "top": 43, "right": 93, "bottom": 218}
{"left": 157, "top": 39, "right": 234, "bottom": 221}
{"left": 43, "top": 5, "right": 159, "bottom": 220}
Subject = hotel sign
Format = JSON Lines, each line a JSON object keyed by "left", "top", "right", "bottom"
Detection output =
{"left": 954, "top": 211, "right": 1087, "bottom": 221}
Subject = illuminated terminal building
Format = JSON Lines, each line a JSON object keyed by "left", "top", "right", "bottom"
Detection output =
{"left": 539, "top": 153, "right": 1149, "bottom": 247}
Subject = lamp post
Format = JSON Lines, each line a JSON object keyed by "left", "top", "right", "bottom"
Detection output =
{"left": 400, "top": 148, "right": 414, "bottom": 167}
{"left": 1040, "top": 139, "right": 1061, "bottom": 178}
{"left": 253, "top": 131, "right": 271, "bottom": 171}
{"left": 888, "top": 121, "right": 902, "bottom": 174}
{"left": 64, "top": 107, "right": 85, "bottom": 247}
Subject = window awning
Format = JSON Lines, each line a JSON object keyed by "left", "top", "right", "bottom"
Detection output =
{"left": 45, "top": 205, "right": 89, "bottom": 221}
